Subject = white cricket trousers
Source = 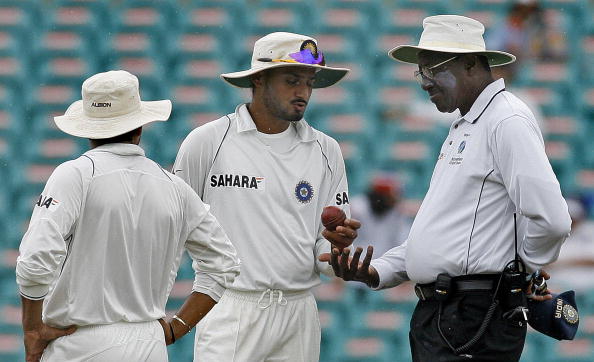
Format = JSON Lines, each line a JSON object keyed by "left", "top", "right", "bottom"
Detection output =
{"left": 194, "top": 289, "right": 320, "bottom": 362}
{"left": 42, "top": 320, "right": 168, "bottom": 361}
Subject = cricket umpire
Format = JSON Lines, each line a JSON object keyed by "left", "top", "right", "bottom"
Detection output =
{"left": 16, "top": 70, "right": 240, "bottom": 361}
{"left": 323, "top": 15, "right": 571, "bottom": 361}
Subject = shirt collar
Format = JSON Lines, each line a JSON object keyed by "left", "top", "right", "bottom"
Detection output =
{"left": 459, "top": 78, "right": 506, "bottom": 124}
{"left": 234, "top": 103, "right": 317, "bottom": 142}
{"left": 86, "top": 143, "right": 146, "bottom": 157}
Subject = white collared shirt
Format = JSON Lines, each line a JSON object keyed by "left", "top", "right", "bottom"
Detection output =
{"left": 16, "top": 143, "right": 240, "bottom": 327}
{"left": 371, "top": 79, "right": 571, "bottom": 287}
{"left": 174, "top": 104, "right": 350, "bottom": 292}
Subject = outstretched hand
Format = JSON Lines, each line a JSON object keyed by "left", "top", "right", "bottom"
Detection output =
{"left": 319, "top": 246, "right": 379, "bottom": 288}
{"left": 322, "top": 218, "right": 361, "bottom": 250}
{"left": 24, "top": 324, "right": 76, "bottom": 362}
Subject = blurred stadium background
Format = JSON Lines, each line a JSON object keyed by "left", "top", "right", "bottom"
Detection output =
{"left": 0, "top": 0, "right": 593, "bottom": 360}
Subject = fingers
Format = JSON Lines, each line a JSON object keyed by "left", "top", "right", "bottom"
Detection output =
{"left": 530, "top": 293, "right": 553, "bottom": 302}
{"left": 335, "top": 225, "right": 358, "bottom": 240}
{"left": 540, "top": 269, "right": 551, "bottom": 280}
{"left": 157, "top": 318, "right": 173, "bottom": 345}
{"left": 322, "top": 229, "right": 354, "bottom": 249}
{"left": 362, "top": 246, "right": 373, "bottom": 267}
{"left": 355, "top": 246, "right": 374, "bottom": 282}
{"left": 349, "top": 247, "right": 363, "bottom": 272}
{"left": 339, "top": 248, "right": 350, "bottom": 279}
{"left": 43, "top": 325, "right": 77, "bottom": 340}
{"left": 330, "top": 248, "right": 340, "bottom": 277}
{"left": 318, "top": 253, "right": 331, "bottom": 263}
{"left": 343, "top": 218, "right": 361, "bottom": 230}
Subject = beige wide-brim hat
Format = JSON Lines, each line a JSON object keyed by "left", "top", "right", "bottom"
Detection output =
{"left": 388, "top": 15, "right": 516, "bottom": 66}
{"left": 221, "top": 32, "right": 350, "bottom": 88}
{"left": 54, "top": 70, "right": 172, "bottom": 139}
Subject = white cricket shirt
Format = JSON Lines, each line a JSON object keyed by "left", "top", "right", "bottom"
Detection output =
{"left": 16, "top": 144, "right": 240, "bottom": 327}
{"left": 174, "top": 104, "right": 350, "bottom": 292}
{"left": 371, "top": 79, "right": 571, "bottom": 287}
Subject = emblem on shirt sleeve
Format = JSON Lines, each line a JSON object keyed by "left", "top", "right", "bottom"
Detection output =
{"left": 36, "top": 194, "right": 61, "bottom": 212}
{"left": 295, "top": 180, "right": 314, "bottom": 203}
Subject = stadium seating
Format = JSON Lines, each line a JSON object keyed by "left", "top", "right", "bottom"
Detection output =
{"left": 2, "top": 0, "right": 594, "bottom": 360}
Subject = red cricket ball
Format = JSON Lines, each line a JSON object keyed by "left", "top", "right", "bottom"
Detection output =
{"left": 321, "top": 206, "right": 346, "bottom": 231}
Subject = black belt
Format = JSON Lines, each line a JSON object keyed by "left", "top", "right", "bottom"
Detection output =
{"left": 415, "top": 276, "right": 498, "bottom": 301}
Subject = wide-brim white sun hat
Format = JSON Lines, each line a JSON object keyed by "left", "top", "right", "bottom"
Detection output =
{"left": 388, "top": 15, "right": 516, "bottom": 67}
{"left": 54, "top": 70, "right": 172, "bottom": 139}
{"left": 221, "top": 32, "right": 350, "bottom": 88}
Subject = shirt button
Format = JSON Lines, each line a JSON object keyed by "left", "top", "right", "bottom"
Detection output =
{"left": 454, "top": 124, "right": 458, "bottom": 129}
{"left": 449, "top": 141, "right": 452, "bottom": 145}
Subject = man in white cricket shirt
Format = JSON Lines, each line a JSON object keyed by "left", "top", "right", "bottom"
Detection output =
{"left": 324, "top": 16, "right": 572, "bottom": 361}
{"left": 16, "top": 70, "right": 240, "bottom": 362}
{"left": 174, "top": 32, "right": 360, "bottom": 361}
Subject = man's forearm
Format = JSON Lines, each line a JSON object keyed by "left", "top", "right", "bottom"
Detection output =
{"left": 21, "top": 297, "right": 44, "bottom": 332}
{"left": 170, "top": 291, "right": 217, "bottom": 339}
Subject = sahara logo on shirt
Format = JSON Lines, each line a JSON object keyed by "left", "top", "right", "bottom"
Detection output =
{"left": 210, "top": 174, "right": 265, "bottom": 191}
{"left": 336, "top": 192, "right": 349, "bottom": 205}
{"left": 36, "top": 194, "right": 60, "bottom": 212}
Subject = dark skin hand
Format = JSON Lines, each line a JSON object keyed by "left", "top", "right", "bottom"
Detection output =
{"left": 526, "top": 269, "right": 553, "bottom": 302}
{"left": 319, "top": 246, "right": 380, "bottom": 288}
{"left": 319, "top": 249, "right": 554, "bottom": 300}
{"left": 321, "top": 218, "right": 361, "bottom": 250}
{"left": 158, "top": 291, "right": 216, "bottom": 345}
{"left": 21, "top": 297, "right": 76, "bottom": 362}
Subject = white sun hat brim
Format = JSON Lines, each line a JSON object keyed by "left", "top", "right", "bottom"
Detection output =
{"left": 54, "top": 99, "right": 172, "bottom": 139}
{"left": 388, "top": 45, "right": 516, "bottom": 67}
{"left": 387, "top": 15, "right": 516, "bottom": 67}
{"left": 221, "top": 32, "right": 350, "bottom": 88}
{"left": 221, "top": 62, "right": 350, "bottom": 88}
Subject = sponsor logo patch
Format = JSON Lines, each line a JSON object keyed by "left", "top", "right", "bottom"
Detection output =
{"left": 36, "top": 194, "right": 60, "bottom": 212}
{"left": 210, "top": 174, "right": 265, "bottom": 191}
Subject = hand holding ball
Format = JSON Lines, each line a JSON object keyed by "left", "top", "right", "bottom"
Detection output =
{"left": 321, "top": 206, "right": 346, "bottom": 231}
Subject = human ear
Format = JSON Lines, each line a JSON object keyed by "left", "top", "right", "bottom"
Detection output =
{"left": 463, "top": 55, "right": 477, "bottom": 71}
{"left": 251, "top": 73, "right": 264, "bottom": 88}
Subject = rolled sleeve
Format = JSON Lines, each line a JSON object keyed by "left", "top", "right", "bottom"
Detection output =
{"left": 16, "top": 219, "right": 65, "bottom": 299}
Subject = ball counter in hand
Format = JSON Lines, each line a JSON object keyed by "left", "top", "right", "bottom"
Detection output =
{"left": 321, "top": 206, "right": 346, "bottom": 231}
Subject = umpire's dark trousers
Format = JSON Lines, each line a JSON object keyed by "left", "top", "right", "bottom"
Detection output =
{"left": 409, "top": 291, "right": 527, "bottom": 362}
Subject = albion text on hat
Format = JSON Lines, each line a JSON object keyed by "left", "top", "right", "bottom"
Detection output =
{"left": 221, "top": 32, "right": 350, "bottom": 88}
{"left": 54, "top": 70, "right": 172, "bottom": 139}
{"left": 388, "top": 15, "right": 516, "bottom": 66}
